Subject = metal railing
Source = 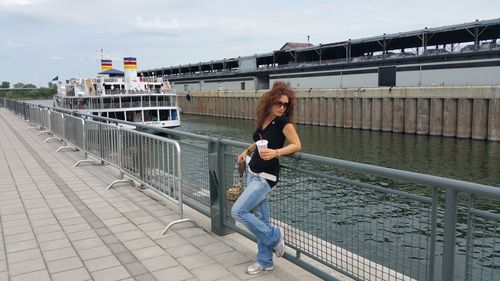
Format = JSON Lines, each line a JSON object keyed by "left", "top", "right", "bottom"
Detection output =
{"left": 4, "top": 100, "right": 193, "bottom": 236}
{"left": 4, "top": 100, "right": 500, "bottom": 281}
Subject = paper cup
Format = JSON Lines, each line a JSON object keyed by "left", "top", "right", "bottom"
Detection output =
{"left": 256, "top": 139, "right": 268, "bottom": 154}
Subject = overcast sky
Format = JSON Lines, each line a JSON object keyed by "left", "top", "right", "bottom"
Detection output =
{"left": 1, "top": 0, "right": 499, "bottom": 86}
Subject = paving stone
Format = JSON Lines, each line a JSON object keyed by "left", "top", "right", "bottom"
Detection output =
{"left": 132, "top": 245, "right": 165, "bottom": 260}
{"left": 156, "top": 234, "right": 189, "bottom": 249}
{"left": 102, "top": 217, "right": 130, "bottom": 226}
{"left": 58, "top": 217, "right": 87, "bottom": 226}
{"left": 39, "top": 238, "right": 72, "bottom": 251}
{"left": 83, "top": 255, "right": 121, "bottom": 272}
{"left": 168, "top": 244, "right": 201, "bottom": 259}
{"left": 3, "top": 225, "right": 32, "bottom": 236}
{"left": 66, "top": 229, "right": 98, "bottom": 241}
{"left": 108, "top": 242, "right": 129, "bottom": 254}
{"left": 51, "top": 267, "right": 91, "bottom": 281}
{"left": 100, "top": 234, "right": 120, "bottom": 245}
{"left": 123, "top": 237, "right": 156, "bottom": 251}
{"left": 124, "top": 261, "right": 149, "bottom": 276}
{"left": 6, "top": 239, "right": 38, "bottom": 254}
{"left": 199, "top": 242, "right": 233, "bottom": 256}
{"left": 91, "top": 265, "right": 131, "bottom": 281}
{"left": 108, "top": 223, "right": 137, "bottom": 233}
{"left": 152, "top": 265, "right": 193, "bottom": 281}
{"left": 10, "top": 269, "right": 51, "bottom": 281}
{"left": 187, "top": 234, "right": 221, "bottom": 247}
{"left": 213, "top": 250, "right": 251, "bottom": 268}
{"left": 47, "top": 256, "right": 83, "bottom": 273}
{"left": 178, "top": 252, "right": 216, "bottom": 270}
{"left": 72, "top": 237, "right": 105, "bottom": 250}
{"left": 4, "top": 232, "right": 36, "bottom": 244}
{"left": 8, "top": 258, "right": 46, "bottom": 276}
{"left": 62, "top": 223, "right": 92, "bottom": 233}
{"left": 191, "top": 263, "right": 232, "bottom": 281}
{"left": 42, "top": 247, "right": 78, "bottom": 262}
{"left": 116, "top": 229, "right": 146, "bottom": 242}
{"left": 134, "top": 273, "right": 158, "bottom": 281}
{"left": 36, "top": 231, "right": 67, "bottom": 242}
{"left": 33, "top": 224, "right": 62, "bottom": 234}
{"left": 141, "top": 254, "right": 178, "bottom": 272}
{"left": 79, "top": 246, "right": 113, "bottom": 261}
{"left": 116, "top": 252, "right": 137, "bottom": 265}
{"left": 7, "top": 248, "right": 43, "bottom": 264}
{"left": 175, "top": 227, "right": 207, "bottom": 239}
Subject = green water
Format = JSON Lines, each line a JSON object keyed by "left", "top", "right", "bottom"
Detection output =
{"left": 177, "top": 114, "right": 500, "bottom": 187}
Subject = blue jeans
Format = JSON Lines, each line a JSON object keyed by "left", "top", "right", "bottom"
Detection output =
{"left": 231, "top": 174, "right": 280, "bottom": 267}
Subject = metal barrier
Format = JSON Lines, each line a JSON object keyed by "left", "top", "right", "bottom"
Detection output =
{"left": 4, "top": 99, "right": 500, "bottom": 281}
{"left": 63, "top": 114, "right": 85, "bottom": 151}
{"left": 45, "top": 111, "right": 63, "bottom": 143}
{"left": 27, "top": 107, "right": 43, "bottom": 129}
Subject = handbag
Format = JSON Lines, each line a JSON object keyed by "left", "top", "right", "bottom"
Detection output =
{"left": 226, "top": 160, "right": 246, "bottom": 202}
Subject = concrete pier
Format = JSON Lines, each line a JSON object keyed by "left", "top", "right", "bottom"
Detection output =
{"left": 178, "top": 86, "right": 500, "bottom": 141}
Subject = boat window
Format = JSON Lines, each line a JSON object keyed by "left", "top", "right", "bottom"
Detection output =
{"left": 160, "top": 110, "right": 170, "bottom": 120}
{"left": 109, "top": 111, "right": 125, "bottom": 121}
{"left": 121, "top": 97, "right": 131, "bottom": 108}
{"left": 151, "top": 96, "right": 158, "bottom": 106}
{"left": 103, "top": 97, "right": 112, "bottom": 109}
{"left": 143, "top": 96, "right": 150, "bottom": 107}
{"left": 144, "top": 110, "right": 158, "bottom": 122}
{"left": 132, "top": 97, "right": 141, "bottom": 107}
{"left": 93, "top": 98, "right": 101, "bottom": 109}
{"left": 171, "top": 109, "right": 178, "bottom": 120}
{"left": 113, "top": 97, "right": 120, "bottom": 108}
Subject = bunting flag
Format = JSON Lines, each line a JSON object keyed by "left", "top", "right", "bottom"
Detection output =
{"left": 101, "top": 59, "right": 112, "bottom": 70}
{"left": 51, "top": 76, "right": 58, "bottom": 81}
{"left": 123, "top": 57, "right": 137, "bottom": 70}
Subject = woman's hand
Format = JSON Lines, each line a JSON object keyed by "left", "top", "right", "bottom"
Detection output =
{"left": 237, "top": 150, "right": 247, "bottom": 163}
{"left": 259, "top": 148, "right": 278, "bottom": 161}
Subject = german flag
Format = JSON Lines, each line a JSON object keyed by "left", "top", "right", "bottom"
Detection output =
{"left": 124, "top": 57, "right": 137, "bottom": 70}
{"left": 101, "top": 59, "right": 112, "bottom": 70}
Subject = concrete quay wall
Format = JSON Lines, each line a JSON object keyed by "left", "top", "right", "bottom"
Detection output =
{"left": 178, "top": 86, "right": 500, "bottom": 141}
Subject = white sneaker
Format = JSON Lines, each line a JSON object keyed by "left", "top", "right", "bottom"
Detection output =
{"left": 273, "top": 227, "right": 285, "bottom": 258}
{"left": 246, "top": 262, "right": 274, "bottom": 275}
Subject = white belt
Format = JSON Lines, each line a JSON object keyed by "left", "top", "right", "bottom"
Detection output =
{"left": 247, "top": 166, "right": 277, "bottom": 182}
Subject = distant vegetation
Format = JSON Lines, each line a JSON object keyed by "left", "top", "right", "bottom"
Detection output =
{"left": 0, "top": 81, "right": 56, "bottom": 100}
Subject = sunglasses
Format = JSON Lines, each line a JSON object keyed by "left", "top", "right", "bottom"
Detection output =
{"left": 274, "top": 101, "right": 289, "bottom": 109}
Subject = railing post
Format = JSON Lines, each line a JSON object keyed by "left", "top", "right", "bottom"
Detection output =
{"left": 442, "top": 189, "right": 458, "bottom": 281}
{"left": 208, "top": 137, "right": 234, "bottom": 235}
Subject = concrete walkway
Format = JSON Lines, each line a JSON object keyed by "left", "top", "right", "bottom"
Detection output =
{"left": 0, "top": 108, "right": 323, "bottom": 281}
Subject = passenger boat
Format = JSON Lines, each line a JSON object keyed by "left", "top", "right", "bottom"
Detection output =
{"left": 54, "top": 57, "right": 181, "bottom": 128}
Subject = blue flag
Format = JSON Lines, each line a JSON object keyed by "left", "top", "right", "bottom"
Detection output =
{"left": 52, "top": 76, "right": 58, "bottom": 81}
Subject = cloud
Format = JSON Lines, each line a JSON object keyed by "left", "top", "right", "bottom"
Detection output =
{"left": 5, "top": 40, "right": 23, "bottom": 48}
{"left": 50, "top": 55, "right": 62, "bottom": 60}
{"left": 0, "top": 0, "right": 34, "bottom": 6}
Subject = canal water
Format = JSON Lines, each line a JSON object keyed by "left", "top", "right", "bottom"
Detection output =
{"left": 177, "top": 114, "right": 500, "bottom": 187}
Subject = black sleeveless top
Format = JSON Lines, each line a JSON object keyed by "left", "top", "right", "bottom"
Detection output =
{"left": 248, "top": 116, "right": 290, "bottom": 187}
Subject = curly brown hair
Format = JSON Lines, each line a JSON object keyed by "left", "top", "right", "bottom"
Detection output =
{"left": 256, "top": 81, "right": 296, "bottom": 127}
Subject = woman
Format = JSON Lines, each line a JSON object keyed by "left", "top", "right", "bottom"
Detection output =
{"left": 231, "top": 81, "right": 301, "bottom": 275}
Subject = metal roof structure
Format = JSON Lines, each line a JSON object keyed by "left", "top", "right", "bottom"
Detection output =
{"left": 140, "top": 18, "right": 500, "bottom": 78}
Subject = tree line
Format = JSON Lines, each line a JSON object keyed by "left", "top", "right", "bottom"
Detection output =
{"left": 0, "top": 81, "right": 56, "bottom": 99}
